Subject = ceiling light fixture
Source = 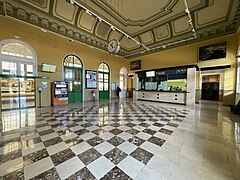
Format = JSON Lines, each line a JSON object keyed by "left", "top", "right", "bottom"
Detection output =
{"left": 66, "top": 0, "right": 149, "bottom": 51}
{"left": 85, "top": 10, "right": 92, "bottom": 16}
{"left": 123, "top": 0, "right": 198, "bottom": 58}
{"left": 41, "top": 28, "right": 47, "bottom": 33}
{"left": 66, "top": 0, "right": 197, "bottom": 57}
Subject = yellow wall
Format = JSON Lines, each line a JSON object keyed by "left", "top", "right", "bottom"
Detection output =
{"left": 0, "top": 15, "right": 239, "bottom": 106}
{"left": 129, "top": 34, "right": 238, "bottom": 105}
{"left": 0, "top": 16, "right": 129, "bottom": 106}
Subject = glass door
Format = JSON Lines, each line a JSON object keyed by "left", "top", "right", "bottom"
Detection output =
{"left": 19, "top": 78, "right": 35, "bottom": 108}
{"left": 1, "top": 78, "right": 20, "bottom": 110}
{"left": 64, "top": 67, "right": 82, "bottom": 103}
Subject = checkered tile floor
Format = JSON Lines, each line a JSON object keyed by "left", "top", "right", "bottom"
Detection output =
{"left": 0, "top": 101, "right": 189, "bottom": 180}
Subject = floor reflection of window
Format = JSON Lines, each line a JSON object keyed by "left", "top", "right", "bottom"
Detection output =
{"left": 1, "top": 109, "right": 35, "bottom": 132}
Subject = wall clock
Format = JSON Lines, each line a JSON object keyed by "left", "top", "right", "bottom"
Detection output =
{"left": 108, "top": 39, "right": 120, "bottom": 53}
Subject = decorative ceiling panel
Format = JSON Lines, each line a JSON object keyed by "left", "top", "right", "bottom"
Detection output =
{"left": 21, "top": 0, "right": 50, "bottom": 12}
{"left": 139, "top": 31, "right": 154, "bottom": 45}
{"left": 154, "top": 24, "right": 171, "bottom": 41}
{"left": 95, "top": 21, "right": 111, "bottom": 39}
{"left": 53, "top": 0, "right": 78, "bottom": 24}
{"left": 120, "top": 37, "right": 140, "bottom": 50}
{"left": 77, "top": 10, "right": 96, "bottom": 32}
{"left": 101, "top": 0, "right": 174, "bottom": 22}
{"left": 196, "top": 0, "right": 230, "bottom": 27}
{"left": 172, "top": 16, "right": 191, "bottom": 35}
{"left": 0, "top": 0, "right": 239, "bottom": 59}
{"left": 109, "top": 31, "right": 122, "bottom": 42}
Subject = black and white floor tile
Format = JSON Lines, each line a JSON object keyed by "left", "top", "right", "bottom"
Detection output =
{"left": 2, "top": 100, "right": 236, "bottom": 179}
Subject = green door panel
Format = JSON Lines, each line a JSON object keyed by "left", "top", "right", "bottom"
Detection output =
{"left": 98, "top": 71, "right": 110, "bottom": 101}
{"left": 64, "top": 64, "right": 83, "bottom": 104}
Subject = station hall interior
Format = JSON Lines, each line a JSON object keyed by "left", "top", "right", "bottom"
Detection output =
{"left": 0, "top": 0, "right": 240, "bottom": 179}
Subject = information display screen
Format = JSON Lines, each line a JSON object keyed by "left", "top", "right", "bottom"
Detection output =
{"left": 42, "top": 64, "right": 57, "bottom": 73}
{"left": 53, "top": 81, "right": 68, "bottom": 98}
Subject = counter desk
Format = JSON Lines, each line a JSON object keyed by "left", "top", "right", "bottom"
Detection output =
{"left": 133, "top": 90, "right": 188, "bottom": 104}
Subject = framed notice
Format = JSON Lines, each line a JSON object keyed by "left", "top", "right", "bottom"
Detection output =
{"left": 130, "top": 60, "right": 141, "bottom": 70}
{"left": 86, "top": 70, "right": 97, "bottom": 89}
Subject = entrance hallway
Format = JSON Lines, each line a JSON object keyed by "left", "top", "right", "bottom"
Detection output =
{"left": 0, "top": 100, "right": 239, "bottom": 179}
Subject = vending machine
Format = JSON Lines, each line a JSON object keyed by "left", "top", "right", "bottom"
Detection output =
{"left": 51, "top": 81, "right": 68, "bottom": 106}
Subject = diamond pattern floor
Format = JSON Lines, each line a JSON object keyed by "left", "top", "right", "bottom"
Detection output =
{"left": 0, "top": 101, "right": 189, "bottom": 179}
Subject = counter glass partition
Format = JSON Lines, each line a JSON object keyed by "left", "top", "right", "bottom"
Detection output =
{"left": 137, "top": 68, "right": 187, "bottom": 92}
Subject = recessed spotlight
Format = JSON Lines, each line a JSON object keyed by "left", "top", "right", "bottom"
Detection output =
{"left": 111, "top": 26, "right": 115, "bottom": 31}
{"left": 69, "top": 39, "right": 73, "bottom": 42}
{"left": 41, "top": 28, "right": 47, "bottom": 33}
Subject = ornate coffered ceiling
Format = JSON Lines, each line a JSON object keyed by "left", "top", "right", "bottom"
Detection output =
{"left": 0, "top": 0, "right": 239, "bottom": 59}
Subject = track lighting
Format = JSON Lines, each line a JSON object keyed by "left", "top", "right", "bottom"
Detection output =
{"left": 66, "top": 0, "right": 74, "bottom": 5}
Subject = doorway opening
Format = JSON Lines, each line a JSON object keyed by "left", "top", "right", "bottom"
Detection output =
{"left": 98, "top": 62, "right": 110, "bottom": 100}
{"left": 0, "top": 39, "right": 37, "bottom": 110}
{"left": 201, "top": 74, "right": 220, "bottom": 101}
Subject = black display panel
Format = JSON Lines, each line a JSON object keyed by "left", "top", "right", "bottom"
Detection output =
{"left": 198, "top": 42, "right": 227, "bottom": 61}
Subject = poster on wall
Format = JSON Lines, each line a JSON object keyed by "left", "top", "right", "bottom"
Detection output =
{"left": 198, "top": 42, "right": 227, "bottom": 61}
{"left": 86, "top": 70, "right": 97, "bottom": 89}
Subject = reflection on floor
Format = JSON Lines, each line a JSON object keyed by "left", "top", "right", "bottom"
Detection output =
{"left": 0, "top": 99, "right": 239, "bottom": 179}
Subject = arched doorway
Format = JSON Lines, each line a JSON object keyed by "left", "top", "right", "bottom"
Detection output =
{"left": 98, "top": 62, "right": 110, "bottom": 100}
{"left": 0, "top": 39, "right": 37, "bottom": 110}
{"left": 119, "top": 67, "right": 128, "bottom": 98}
{"left": 63, "top": 54, "right": 83, "bottom": 103}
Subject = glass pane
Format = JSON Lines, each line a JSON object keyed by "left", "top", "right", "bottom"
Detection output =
{"left": 74, "top": 69, "right": 81, "bottom": 80}
{"left": 20, "top": 64, "right": 33, "bottom": 76}
{"left": 120, "top": 76, "right": 123, "bottom": 90}
{"left": 73, "top": 81, "right": 81, "bottom": 91}
{"left": 98, "top": 63, "right": 104, "bottom": 72}
{"left": 19, "top": 78, "right": 35, "bottom": 108}
{"left": 99, "top": 82, "right": 103, "bottom": 91}
{"left": 74, "top": 56, "right": 82, "bottom": 68}
{"left": 104, "top": 74, "right": 109, "bottom": 80}
{"left": 67, "top": 81, "right": 73, "bottom": 91}
{"left": 1, "top": 43, "right": 33, "bottom": 59}
{"left": 104, "top": 83, "right": 108, "bottom": 91}
{"left": 1, "top": 78, "right": 19, "bottom": 109}
{"left": 65, "top": 69, "right": 73, "bottom": 80}
{"left": 124, "top": 76, "right": 128, "bottom": 90}
{"left": 103, "top": 64, "right": 109, "bottom": 73}
{"left": 2, "top": 61, "right": 17, "bottom": 75}
{"left": 99, "top": 73, "right": 103, "bottom": 81}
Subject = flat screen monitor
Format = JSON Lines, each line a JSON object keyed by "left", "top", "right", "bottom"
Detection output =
{"left": 41, "top": 64, "right": 57, "bottom": 73}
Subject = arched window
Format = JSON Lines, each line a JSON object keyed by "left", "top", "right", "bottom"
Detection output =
{"left": 98, "top": 63, "right": 109, "bottom": 73}
{"left": 63, "top": 54, "right": 83, "bottom": 103}
{"left": 120, "top": 67, "right": 128, "bottom": 91}
{"left": 0, "top": 39, "right": 37, "bottom": 109}
{"left": 1, "top": 43, "right": 33, "bottom": 59}
{"left": 0, "top": 39, "right": 37, "bottom": 76}
{"left": 64, "top": 55, "right": 82, "bottom": 68}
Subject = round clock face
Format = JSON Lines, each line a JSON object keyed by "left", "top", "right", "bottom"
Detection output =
{"left": 108, "top": 39, "right": 120, "bottom": 53}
